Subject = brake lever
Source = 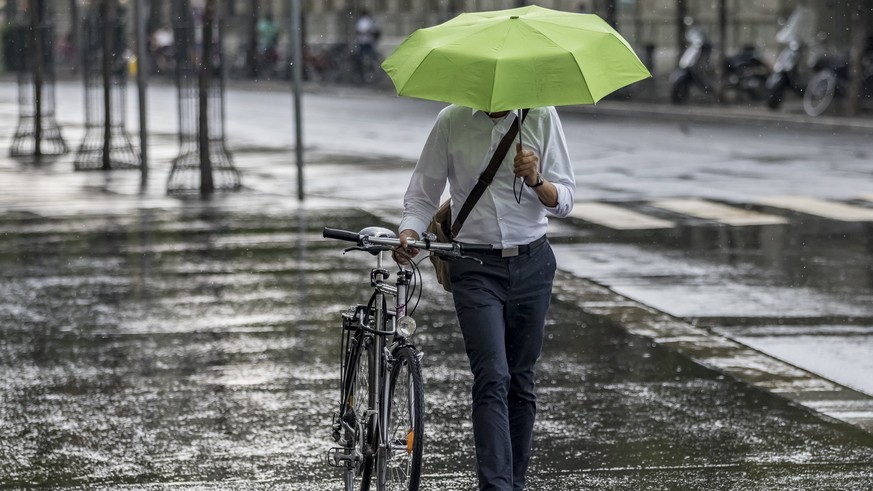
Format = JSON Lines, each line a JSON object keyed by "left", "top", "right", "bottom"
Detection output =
{"left": 436, "top": 251, "right": 483, "bottom": 265}
{"left": 459, "top": 254, "right": 484, "bottom": 265}
{"left": 343, "top": 246, "right": 367, "bottom": 254}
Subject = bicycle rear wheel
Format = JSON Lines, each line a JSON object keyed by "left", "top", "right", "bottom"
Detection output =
{"left": 379, "top": 345, "right": 424, "bottom": 491}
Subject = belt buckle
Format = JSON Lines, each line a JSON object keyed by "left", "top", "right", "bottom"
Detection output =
{"left": 501, "top": 246, "right": 519, "bottom": 258}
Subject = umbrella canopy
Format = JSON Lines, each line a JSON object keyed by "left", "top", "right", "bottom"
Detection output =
{"left": 381, "top": 5, "right": 651, "bottom": 112}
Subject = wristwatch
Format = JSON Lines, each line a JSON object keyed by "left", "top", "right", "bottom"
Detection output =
{"left": 529, "top": 173, "right": 545, "bottom": 188}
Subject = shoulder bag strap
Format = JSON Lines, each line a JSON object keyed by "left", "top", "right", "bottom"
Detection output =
{"left": 450, "top": 108, "right": 529, "bottom": 238}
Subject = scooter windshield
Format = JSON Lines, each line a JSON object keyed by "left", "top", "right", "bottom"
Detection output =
{"left": 776, "top": 7, "right": 817, "bottom": 45}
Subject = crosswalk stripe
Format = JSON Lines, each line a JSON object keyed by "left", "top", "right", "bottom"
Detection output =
{"left": 650, "top": 198, "right": 789, "bottom": 226}
{"left": 754, "top": 196, "right": 873, "bottom": 222}
{"left": 568, "top": 202, "right": 674, "bottom": 230}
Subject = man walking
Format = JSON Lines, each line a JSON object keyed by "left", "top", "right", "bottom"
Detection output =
{"left": 397, "top": 105, "right": 576, "bottom": 490}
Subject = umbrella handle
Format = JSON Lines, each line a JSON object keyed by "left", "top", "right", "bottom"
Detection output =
{"left": 513, "top": 108, "right": 525, "bottom": 205}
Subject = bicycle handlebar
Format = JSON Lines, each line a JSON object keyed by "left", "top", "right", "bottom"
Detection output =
{"left": 323, "top": 227, "right": 363, "bottom": 243}
{"left": 322, "top": 227, "right": 489, "bottom": 261}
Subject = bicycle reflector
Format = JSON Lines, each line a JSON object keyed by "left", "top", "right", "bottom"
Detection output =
{"left": 397, "top": 316, "right": 417, "bottom": 337}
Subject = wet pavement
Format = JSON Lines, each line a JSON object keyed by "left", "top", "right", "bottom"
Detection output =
{"left": 3, "top": 79, "right": 873, "bottom": 488}
{"left": 3, "top": 209, "right": 873, "bottom": 489}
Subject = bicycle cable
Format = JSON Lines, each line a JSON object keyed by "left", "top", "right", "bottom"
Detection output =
{"left": 391, "top": 247, "right": 425, "bottom": 317}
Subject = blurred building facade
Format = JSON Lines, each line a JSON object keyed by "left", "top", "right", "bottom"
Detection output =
{"left": 0, "top": 0, "right": 867, "bottom": 78}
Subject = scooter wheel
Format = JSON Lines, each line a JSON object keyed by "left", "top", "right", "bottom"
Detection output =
{"left": 803, "top": 70, "right": 838, "bottom": 117}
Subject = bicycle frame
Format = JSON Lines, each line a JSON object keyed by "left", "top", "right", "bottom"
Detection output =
{"left": 323, "top": 225, "right": 475, "bottom": 490}
{"left": 332, "top": 248, "right": 415, "bottom": 490}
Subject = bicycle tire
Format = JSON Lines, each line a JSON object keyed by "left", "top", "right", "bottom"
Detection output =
{"left": 378, "top": 345, "right": 424, "bottom": 491}
{"left": 357, "top": 335, "right": 377, "bottom": 491}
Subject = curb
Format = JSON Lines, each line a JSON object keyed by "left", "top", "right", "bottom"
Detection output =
{"left": 561, "top": 100, "right": 873, "bottom": 135}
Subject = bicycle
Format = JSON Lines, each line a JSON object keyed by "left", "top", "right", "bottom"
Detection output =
{"left": 322, "top": 226, "right": 485, "bottom": 491}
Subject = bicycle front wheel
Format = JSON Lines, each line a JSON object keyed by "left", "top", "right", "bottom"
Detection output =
{"left": 379, "top": 345, "right": 424, "bottom": 491}
{"left": 355, "top": 335, "right": 377, "bottom": 491}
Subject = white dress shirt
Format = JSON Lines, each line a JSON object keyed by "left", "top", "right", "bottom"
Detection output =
{"left": 400, "top": 105, "right": 576, "bottom": 248}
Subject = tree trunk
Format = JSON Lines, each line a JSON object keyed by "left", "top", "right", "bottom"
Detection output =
{"left": 30, "top": 0, "right": 43, "bottom": 158}
{"left": 102, "top": 0, "right": 116, "bottom": 171}
{"left": 199, "top": 0, "right": 215, "bottom": 196}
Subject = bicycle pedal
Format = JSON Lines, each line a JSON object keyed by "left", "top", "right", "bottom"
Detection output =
{"left": 327, "top": 447, "right": 357, "bottom": 468}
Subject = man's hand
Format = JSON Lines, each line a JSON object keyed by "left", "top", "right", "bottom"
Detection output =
{"left": 513, "top": 143, "right": 541, "bottom": 186}
{"left": 513, "top": 143, "right": 560, "bottom": 207}
{"left": 393, "top": 229, "right": 421, "bottom": 265}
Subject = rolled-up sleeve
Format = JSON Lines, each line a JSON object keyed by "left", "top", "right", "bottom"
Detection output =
{"left": 399, "top": 113, "right": 449, "bottom": 234}
{"left": 540, "top": 107, "right": 575, "bottom": 218}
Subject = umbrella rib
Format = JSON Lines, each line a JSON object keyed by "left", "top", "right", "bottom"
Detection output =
{"left": 394, "top": 47, "right": 437, "bottom": 96}
{"left": 530, "top": 27, "right": 597, "bottom": 104}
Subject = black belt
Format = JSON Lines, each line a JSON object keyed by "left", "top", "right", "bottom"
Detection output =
{"left": 461, "top": 235, "right": 547, "bottom": 258}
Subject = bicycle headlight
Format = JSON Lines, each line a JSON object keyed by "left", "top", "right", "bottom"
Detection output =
{"left": 397, "top": 316, "right": 417, "bottom": 338}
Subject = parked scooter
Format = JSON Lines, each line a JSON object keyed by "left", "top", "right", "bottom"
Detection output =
{"left": 724, "top": 45, "right": 770, "bottom": 100}
{"left": 766, "top": 7, "right": 818, "bottom": 109}
{"left": 670, "top": 27, "right": 769, "bottom": 103}
{"left": 803, "top": 37, "right": 873, "bottom": 116}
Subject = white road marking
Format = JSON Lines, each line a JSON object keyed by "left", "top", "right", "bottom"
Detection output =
{"left": 650, "top": 198, "right": 789, "bottom": 226}
{"left": 568, "top": 202, "right": 674, "bottom": 230}
{"left": 754, "top": 196, "right": 873, "bottom": 222}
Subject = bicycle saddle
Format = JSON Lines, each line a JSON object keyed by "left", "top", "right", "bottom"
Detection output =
{"left": 359, "top": 226, "right": 396, "bottom": 239}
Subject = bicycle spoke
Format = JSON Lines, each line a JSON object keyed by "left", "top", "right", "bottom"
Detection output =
{"left": 382, "top": 347, "right": 423, "bottom": 491}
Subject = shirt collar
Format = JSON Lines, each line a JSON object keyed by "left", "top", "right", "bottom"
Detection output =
{"left": 470, "top": 107, "right": 520, "bottom": 124}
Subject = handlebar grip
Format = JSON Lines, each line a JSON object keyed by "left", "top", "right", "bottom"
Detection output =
{"left": 323, "top": 227, "right": 362, "bottom": 243}
{"left": 460, "top": 243, "right": 494, "bottom": 253}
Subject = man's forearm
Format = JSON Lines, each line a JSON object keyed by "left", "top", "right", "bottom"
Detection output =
{"left": 532, "top": 180, "right": 559, "bottom": 208}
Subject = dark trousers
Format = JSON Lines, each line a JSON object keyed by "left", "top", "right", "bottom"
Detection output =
{"left": 449, "top": 240, "right": 556, "bottom": 491}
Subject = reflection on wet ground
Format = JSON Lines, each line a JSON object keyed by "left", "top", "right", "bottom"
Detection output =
{"left": 2, "top": 209, "right": 873, "bottom": 489}
{"left": 554, "top": 207, "right": 873, "bottom": 397}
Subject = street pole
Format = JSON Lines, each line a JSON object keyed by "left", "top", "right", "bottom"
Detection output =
{"left": 291, "top": 0, "right": 304, "bottom": 201}
{"left": 134, "top": 0, "right": 149, "bottom": 182}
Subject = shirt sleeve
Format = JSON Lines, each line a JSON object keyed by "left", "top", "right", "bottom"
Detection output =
{"left": 539, "top": 107, "right": 576, "bottom": 218}
{"left": 399, "top": 112, "right": 449, "bottom": 235}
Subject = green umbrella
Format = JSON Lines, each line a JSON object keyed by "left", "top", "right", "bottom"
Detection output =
{"left": 381, "top": 5, "right": 651, "bottom": 113}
